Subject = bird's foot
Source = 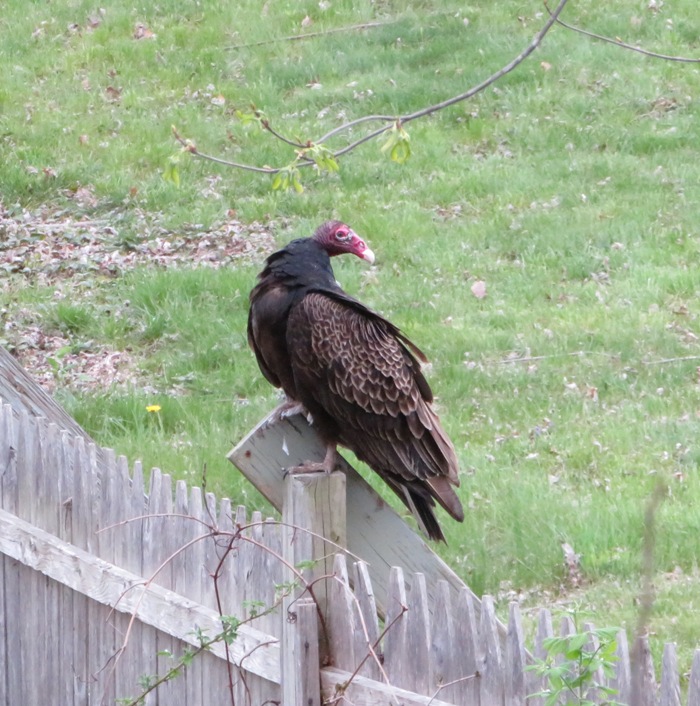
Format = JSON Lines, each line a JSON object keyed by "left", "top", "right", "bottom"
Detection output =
{"left": 283, "top": 445, "right": 339, "bottom": 477}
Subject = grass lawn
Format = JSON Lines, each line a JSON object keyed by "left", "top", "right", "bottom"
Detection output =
{"left": 2, "top": 0, "right": 700, "bottom": 681}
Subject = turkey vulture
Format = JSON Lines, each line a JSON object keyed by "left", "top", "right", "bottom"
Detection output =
{"left": 248, "top": 220, "right": 464, "bottom": 541}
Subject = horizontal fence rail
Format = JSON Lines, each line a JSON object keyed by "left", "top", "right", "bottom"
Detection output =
{"left": 1, "top": 393, "right": 700, "bottom": 705}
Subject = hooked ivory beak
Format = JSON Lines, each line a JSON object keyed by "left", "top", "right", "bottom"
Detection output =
{"left": 361, "top": 247, "right": 376, "bottom": 265}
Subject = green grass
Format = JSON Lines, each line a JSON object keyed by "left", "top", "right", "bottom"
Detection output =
{"left": 3, "top": 0, "right": 700, "bottom": 679}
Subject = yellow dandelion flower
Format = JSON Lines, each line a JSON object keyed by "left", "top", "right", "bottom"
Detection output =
{"left": 146, "top": 404, "right": 162, "bottom": 413}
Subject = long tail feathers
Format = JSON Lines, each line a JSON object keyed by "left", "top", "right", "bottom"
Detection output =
{"left": 401, "top": 486, "right": 447, "bottom": 542}
{"left": 426, "top": 475, "right": 465, "bottom": 522}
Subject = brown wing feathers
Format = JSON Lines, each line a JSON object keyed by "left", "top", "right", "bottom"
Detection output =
{"left": 248, "top": 228, "right": 464, "bottom": 541}
{"left": 287, "top": 293, "right": 464, "bottom": 537}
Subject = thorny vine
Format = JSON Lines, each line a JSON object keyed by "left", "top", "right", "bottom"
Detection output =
{"left": 100, "top": 511, "right": 409, "bottom": 706}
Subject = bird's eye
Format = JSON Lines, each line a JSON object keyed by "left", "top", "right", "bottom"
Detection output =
{"left": 335, "top": 229, "right": 351, "bottom": 242}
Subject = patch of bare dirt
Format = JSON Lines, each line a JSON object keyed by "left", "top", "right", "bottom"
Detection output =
{"left": 1, "top": 202, "right": 278, "bottom": 394}
{"left": 5, "top": 324, "right": 139, "bottom": 395}
{"left": 0, "top": 202, "right": 276, "bottom": 282}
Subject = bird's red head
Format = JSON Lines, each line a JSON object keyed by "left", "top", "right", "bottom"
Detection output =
{"left": 312, "top": 221, "right": 375, "bottom": 265}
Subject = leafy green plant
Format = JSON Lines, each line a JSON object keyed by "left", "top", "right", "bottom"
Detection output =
{"left": 527, "top": 613, "right": 623, "bottom": 706}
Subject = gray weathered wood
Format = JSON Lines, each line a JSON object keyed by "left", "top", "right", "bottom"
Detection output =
{"left": 327, "top": 553, "right": 359, "bottom": 672}
{"left": 229, "top": 413, "right": 497, "bottom": 631}
{"left": 6, "top": 363, "right": 700, "bottom": 706}
{"left": 0, "top": 506, "right": 281, "bottom": 683}
{"left": 285, "top": 597, "right": 321, "bottom": 706}
{"left": 0, "top": 407, "right": 10, "bottom": 706}
{"left": 505, "top": 602, "right": 526, "bottom": 706}
{"left": 256, "top": 516, "right": 283, "bottom": 637}
{"left": 611, "top": 627, "right": 632, "bottom": 706}
{"left": 0, "top": 404, "right": 17, "bottom": 513}
{"left": 528, "top": 608, "right": 553, "bottom": 706}
{"left": 384, "top": 565, "right": 408, "bottom": 686}
{"left": 430, "top": 580, "right": 457, "bottom": 703}
{"left": 480, "top": 595, "right": 504, "bottom": 706}
{"left": 631, "top": 635, "right": 657, "bottom": 706}
{"left": 583, "top": 620, "right": 604, "bottom": 705}
{"left": 281, "top": 472, "right": 347, "bottom": 696}
{"left": 282, "top": 471, "right": 347, "bottom": 619}
{"left": 0, "top": 347, "right": 101, "bottom": 450}
{"left": 320, "top": 666, "right": 456, "bottom": 706}
{"left": 405, "top": 572, "right": 432, "bottom": 695}
{"left": 659, "top": 642, "right": 681, "bottom": 706}
{"left": 56, "top": 428, "right": 76, "bottom": 706}
{"left": 688, "top": 650, "right": 700, "bottom": 706}
{"left": 353, "top": 560, "right": 382, "bottom": 681}
{"left": 245, "top": 508, "right": 265, "bottom": 622}
{"left": 454, "top": 586, "right": 481, "bottom": 706}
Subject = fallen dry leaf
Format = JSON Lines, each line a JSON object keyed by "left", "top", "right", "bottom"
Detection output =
{"left": 561, "top": 542, "right": 583, "bottom": 588}
{"left": 71, "top": 186, "right": 98, "bottom": 208}
{"left": 105, "top": 85, "right": 122, "bottom": 102}
{"left": 133, "top": 23, "right": 155, "bottom": 40}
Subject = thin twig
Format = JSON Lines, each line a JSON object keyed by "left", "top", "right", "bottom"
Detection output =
{"left": 97, "top": 511, "right": 213, "bottom": 533}
{"left": 228, "top": 21, "right": 389, "bottom": 50}
{"left": 544, "top": 2, "right": 700, "bottom": 63}
{"left": 642, "top": 354, "right": 700, "bottom": 366}
{"left": 172, "top": 127, "right": 281, "bottom": 174}
{"left": 326, "top": 605, "right": 408, "bottom": 706}
{"left": 404, "top": 0, "right": 569, "bottom": 123}
{"left": 260, "top": 118, "right": 309, "bottom": 149}
{"left": 212, "top": 532, "right": 240, "bottom": 705}
{"left": 239, "top": 518, "right": 364, "bottom": 564}
{"left": 239, "top": 533, "right": 331, "bottom": 646}
{"left": 99, "top": 528, "right": 214, "bottom": 705}
{"left": 426, "top": 672, "right": 480, "bottom": 706}
{"left": 498, "top": 351, "right": 587, "bottom": 364}
{"left": 328, "top": 572, "right": 400, "bottom": 700}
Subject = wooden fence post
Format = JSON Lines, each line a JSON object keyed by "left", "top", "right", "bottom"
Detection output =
{"left": 281, "top": 471, "right": 347, "bottom": 704}
{"left": 284, "top": 597, "right": 321, "bottom": 706}
{"left": 631, "top": 635, "right": 657, "bottom": 706}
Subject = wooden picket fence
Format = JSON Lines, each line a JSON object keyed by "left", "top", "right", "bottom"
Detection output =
{"left": 1, "top": 345, "right": 700, "bottom": 705}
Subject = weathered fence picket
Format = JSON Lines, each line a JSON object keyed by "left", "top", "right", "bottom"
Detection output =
{"left": 3, "top": 346, "right": 700, "bottom": 706}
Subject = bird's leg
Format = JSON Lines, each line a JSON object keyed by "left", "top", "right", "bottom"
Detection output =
{"left": 283, "top": 443, "right": 339, "bottom": 476}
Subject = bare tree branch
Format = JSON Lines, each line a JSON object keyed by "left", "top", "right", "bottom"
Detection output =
{"left": 175, "top": 0, "right": 570, "bottom": 177}
{"left": 172, "top": 127, "right": 280, "bottom": 174}
{"left": 545, "top": 1, "right": 700, "bottom": 63}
